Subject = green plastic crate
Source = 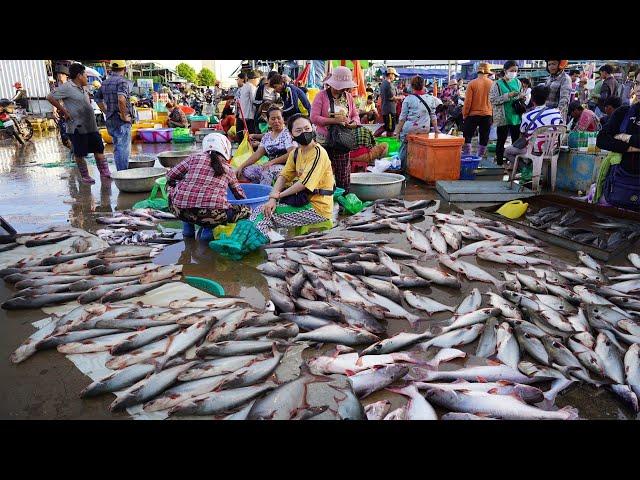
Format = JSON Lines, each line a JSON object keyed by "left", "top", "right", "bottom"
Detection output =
{"left": 375, "top": 137, "right": 401, "bottom": 154}
{"left": 184, "top": 276, "right": 225, "bottom": 296}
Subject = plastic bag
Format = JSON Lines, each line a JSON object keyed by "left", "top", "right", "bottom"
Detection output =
{"left": 489, "top": 124, "right": 498, "bottom": 141}
{"left": 367, "top": 159, "right": 392, "bottom": 173}
{"left": 213, "top": 223, "right": 236, "bottom": 240}
{"left": 337, "top": 193, "right": 372, "bottom": 215}
{"left": 230, "top": 135, "right": 255, "bottom": 169}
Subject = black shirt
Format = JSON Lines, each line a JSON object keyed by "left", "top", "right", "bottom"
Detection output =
{"left": 596, "top": 104, "right": 640, "bottom": 175}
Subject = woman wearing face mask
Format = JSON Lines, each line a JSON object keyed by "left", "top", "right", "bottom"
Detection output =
{"left": 310, "top": 66, "right": 362, "bottom": 193}
{"left": 489, "top": 60, "right": 526, "bottom": 166}
{"left": 544, "top": 60, "right": 572, "bottom": 119}
{"left": 236, "top": 106, "right": 297, "bottom": 185}
{"left": 252, "top": 114, "right": 336, "bottom": 234}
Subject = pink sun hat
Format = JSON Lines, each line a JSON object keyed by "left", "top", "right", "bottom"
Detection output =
{"left": 325, "top": 66, "right": 357, "bottom": 90}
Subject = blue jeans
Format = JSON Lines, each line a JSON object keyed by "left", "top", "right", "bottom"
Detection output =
{"left": 107, "top": 122, "right": 131, "bottom": 171}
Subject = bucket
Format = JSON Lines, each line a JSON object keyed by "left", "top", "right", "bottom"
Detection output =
{"left": 460, "top": 155, "right": 481, "bottom": 180}
{"left": 375, "top": 136, "right": 401, "bottom": 154}
{"left": 226, "top": 183, "right": 272, "bottom": 211}
{"left": 139, "top": 128, "right": 173, "bottom": 143}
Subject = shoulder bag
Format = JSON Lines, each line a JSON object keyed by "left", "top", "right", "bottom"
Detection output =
{"left": 500, "top": 79, "right": 527, "bottom": 115}
{"left": 324, "top": 89, "right": 358, "bottom": 153}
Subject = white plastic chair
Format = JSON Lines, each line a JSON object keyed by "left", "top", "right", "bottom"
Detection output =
{"left": 509, "top": 125, "right": 567, "bottom": 193}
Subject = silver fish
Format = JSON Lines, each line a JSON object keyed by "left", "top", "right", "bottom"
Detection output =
{"left": 624, "top": 343, "right": 640, "bottom": 398}
{"left": 219, "top": 346, "right": 284, "bottom": 390}
{"left": 109, "top": 324, "right": 181, "bottom": 354}
{"left": 80, "top": 362, "right": 156, "bottom": 398}
{"left": 496, "top": 322, "right": 520, "bottom": 369}
{"left": 514, "top": 327, "right": 550, "bottom": 365}
{"left": 67, "top": 276, "right": 141, "bottom": 291}
{"left": 349, "top": 365, "right": 409, "bottom": 399}
{"left": 154, "top": 317, "right": 216, "bottom": 370}
{"left": 406, "top": 262, "right": 461, "bottom": 289}
{"left": 360, "top": 331, "right": 435, "bottom": 356}
{"left": 403, "top": 291, "right": 455, "bottom": 316}
{"left": 296, "top": 324, "right": 379, "bottom": 346}
{"left": 595, "top": 332, "right": 625, "bottom": 384}
{"left": 439, "top": 224, "right": 462, "bottom": 251}
{"left": 476, "top": 317, "right": 499, "bottom": 358}
{"left": 455, "top": 288, "right": 482, "bottom": 316}
{"left": 609, "top": 279, "right": 640, "bottom": 295}
{"left": 196, "top": 340, "right": 277, "bottom": 357}
{"left": 577, "top": 251, "right": 601, "bottom": 272}
{"left": 247, "top": 366, "right": 331, "bottom": 420}
{"left": 450, "top": 237, "right": 513, "bottom": 258}
{"left": 441, "top": 308, "right": 500, "bottom": 333}
{"left": 377, "top": 275, "right": 431, "bottom": 288}
{"left": 629, "top": 253, "right": 640, "bottom": 270}
{"left": 99, "top": 280, "right": 174, "bottom": 303}
{"left": 415, "top": 379, "right": 544, "bottom": 404}
{"left": 425, "top": 388, "right": 579, "bottom": 420}
{"left": 380, "top": 246, "right": 418, "bottom": 259}
{"left": 77, "top": 281, "right": 140, "bottom": 304}
{"left": 428, "top": 226, "right": 448, "bottom": 254}
{"left": 438, "top": 255, "right": 504, "bottom": 288}
{"left": 278, "top": 313, "right": 332, "bottom": 331}
{"left": 486, "top": 292, "right": 522, "bottom": 320}
{"left": 178, "top": 355, "right": 260, "bottom": 381}
{"left": 109, "top": 361, "right": 198, "bottom": 412}
{"left": 105, "top": 336, "right": 172, "bottom": 370}
{"left": 387, "top": 384, "right": 437, "bottom": 420}
{"left": 567, "top": 337, "right": 606, "bottom": 377}
{"left": 2, "top": 292, "right": 82, "bottom": 310}
{"left": 413, "top": 361, "right": 537, "bottom": 384}
{"left": 405, "top": 224, "right": 434, "bottom": 254}
{"left": 477, "top": 249, "right": 552, "bottom": 267}
{"left": 516, "top": 272, "right": 548, "bottom": 294}
{"left": 518, "top": 361, "right": 568, "bottom": 381}
{"left": 419, "top": 324, "right": 484, "bottom": 351}
{"left": 143, "top": 375, "right": 232, "bottom": 412}
{"left": 358, "top": 276, "right": 403, "bottom": 304}
{"left": 206, "top": 308, "right": 257, "bottom": 343}
{"left": 139, "top": 265, "right": 183, "bottom": 284}
{"left": 57, "top": 331, "right": 140, "bottom": 354}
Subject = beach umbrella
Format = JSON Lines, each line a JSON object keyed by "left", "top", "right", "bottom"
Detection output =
{"left": 351, "top": 59, "right": 367, "bottom": 98}
{"left": 296, "top": 62, "right": 311, "bottom": 87}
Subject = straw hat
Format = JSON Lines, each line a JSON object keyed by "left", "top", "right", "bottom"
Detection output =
{"left": 448, "top": 79, "right": 458, "bottom": 87}
{"left": 477, "top": 63, "right": 492, "bottom": 75}
{"left": 326, "top": 66, "right": 357, "bottom": 90}
{"left": 386, "top": 67, "right": 399, "bottom": 77}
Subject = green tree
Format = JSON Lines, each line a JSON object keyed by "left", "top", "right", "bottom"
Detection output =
{"left": 197, "top": 67, "right": 216, "bottom": 87}
{"left": 176, "top": 62, "right": 197, "bottom": 83}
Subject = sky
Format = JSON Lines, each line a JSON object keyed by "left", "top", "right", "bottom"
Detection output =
{"left": 147, "top": 60, "right": 240, "bottom": 83}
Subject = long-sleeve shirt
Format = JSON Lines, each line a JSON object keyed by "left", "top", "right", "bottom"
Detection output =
{"left": 310, "top": 89, "right": 360, "bottom": 139}
{"left": 596, "top": 104, "right": 640, "bottom": 175}
{"left": 167, "top": 152, "right": 246, "bottom": 209}
{"left": 237, "top": 82, "right": 257, "bottom": 120}
{"left": 598, "top": 77, "right": 619, "bottom": 111}
{"left": 545, "top": 72, "right": 572, "bottom": 118}
{"left": 280, "top": 84, "right": 311, "bottom": 120}
{"left": 462, "top": 76, "right": 493, "bottom": 118}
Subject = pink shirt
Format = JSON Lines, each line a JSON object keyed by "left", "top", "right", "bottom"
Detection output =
{"left": 576, "top": 109, "right": 599, "bottom": 132}
{"left": 310, "top": 89, "right": 360, "bottom": 138}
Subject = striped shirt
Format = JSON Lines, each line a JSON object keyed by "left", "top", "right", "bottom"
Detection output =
{"left": 520, "top": 106, "right": 565, "bottom": 154}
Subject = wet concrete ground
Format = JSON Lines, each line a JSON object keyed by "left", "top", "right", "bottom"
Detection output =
{"left": 0, "top": 132, "right": 637, "bottom": 420}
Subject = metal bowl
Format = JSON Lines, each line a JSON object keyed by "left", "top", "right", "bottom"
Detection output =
{"left": 158, "top": 150, "right": 193, "bottom": 168}
{"left": 128, "top": 155, "right": 157, "bottom": 169}
{"left": 349, "top": 172, "right": 405, "bottom": 201}
{"left": 112, "top": 167, "right": 167, "bottom": 193}
{"left": 157, "top": 150, "right": 195, "bottom": 168}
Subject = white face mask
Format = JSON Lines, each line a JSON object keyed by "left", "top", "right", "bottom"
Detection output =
{"left": 506, "top": 71, "right": 518, "bottom": 80}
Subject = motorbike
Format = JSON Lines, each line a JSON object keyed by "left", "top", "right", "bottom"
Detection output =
{"left": 0, "top": 99, "right": 33, "bottom": 145}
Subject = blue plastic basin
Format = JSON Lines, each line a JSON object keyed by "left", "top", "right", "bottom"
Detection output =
{"left": 227, "top": 183, "right": 272, "bottom": 210}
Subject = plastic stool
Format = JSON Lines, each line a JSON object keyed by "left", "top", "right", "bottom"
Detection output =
{"left": 149, "top": 177, "right": 169, "bottom": 201}
{"left": 351, "top": 160, "right": 369, "bottom": 173}
{"left": 292, "top": 219, "right": 334, "bottom": 236}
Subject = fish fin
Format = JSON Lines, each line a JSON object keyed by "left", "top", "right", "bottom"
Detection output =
{"left": 476, "top": 376, "right": 489, "bottom": 383}
{"left": 558, "top": 405, "right": 580, "bottom": 420}
{"left": 497, "top": 380, "right": 514, "bottom": 386}
{"left": 486, "top": 359, "right": 502, "bottom": 366}
{"left": 345, "top": 369, "right": 357, "bottom": 377}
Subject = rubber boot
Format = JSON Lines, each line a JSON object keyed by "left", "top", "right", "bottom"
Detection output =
{"left": 75, "top": 156, "right": 95, "bottom": 184}
{"left": 198, "top": 227, "right": 213, "bottom": 242}
{"left": 477, "top": 144, "right": 487, "bottom": 158}
{"left": 182, "top": 222, "right": 196, "bottom": 238}
{"left": 95, "top": 156, "right": 112, "bottom": 178}
{"left": 198, "top": 226, "right": 213, "bottom": 242}
{"left": 462, "top": 143, "right": 472, "bottom": 155}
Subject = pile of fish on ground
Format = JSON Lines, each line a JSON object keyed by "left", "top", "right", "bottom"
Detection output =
{"left": 525, "top": 206, "right": 640, "bottom": 251}
{"left": 95, "top": 208, "right": 182, "bottom": 247}
{"left": 10, "top": 291, "right": 364, "bottom": 419}
{"left": 257, "top": 198, "right": 640, "bottom": 419}
{"left": 5, "top": 199, "right": 640, "bottom": 420}
{"left": 1, "top": 242, "right": 181, "bottom": 309}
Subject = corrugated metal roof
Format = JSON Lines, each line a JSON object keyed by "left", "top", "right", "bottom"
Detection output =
{"left": 0, "top": 60, "right": 50, "bottom": 99}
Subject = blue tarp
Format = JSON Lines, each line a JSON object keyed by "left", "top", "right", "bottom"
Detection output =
{"left": 388, "top": 68, "right": 451, "bottom": 79}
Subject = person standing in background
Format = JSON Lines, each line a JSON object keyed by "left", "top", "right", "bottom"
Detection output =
{"left": 377, "top": 67, "right": 402, "bottom": 137}
{"left": 462, "top": 62, "right": 494, "bottom": 157}
{"left": 235, "top": 70, "right": 260, "bottom": 143}
{"left": 569, "top": 69, "right": 580, "bottom": 100}
{"left": 521, "top": 77, "right": 532, "bottom": 107}
{"left": 489, "top": 60, "right": 525, "bottom": 166}
{"left": 544, "top": 60, "right": 572, "bottom": 120}
{"left": 94, "top": 60, "right": 134, "bottom": 171}
{"left": 50, "top": 64, "right": 73, "bottom": 150}
{"left": 597, "top": 64, "right": 619, "bottom": 117}
{"left": 47, "top": 63, "right": 111, "bottom": 184}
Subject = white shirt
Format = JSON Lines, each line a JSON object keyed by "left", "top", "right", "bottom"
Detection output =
{"left": 238, "top": 82, "right": 257, "bottom": 119}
